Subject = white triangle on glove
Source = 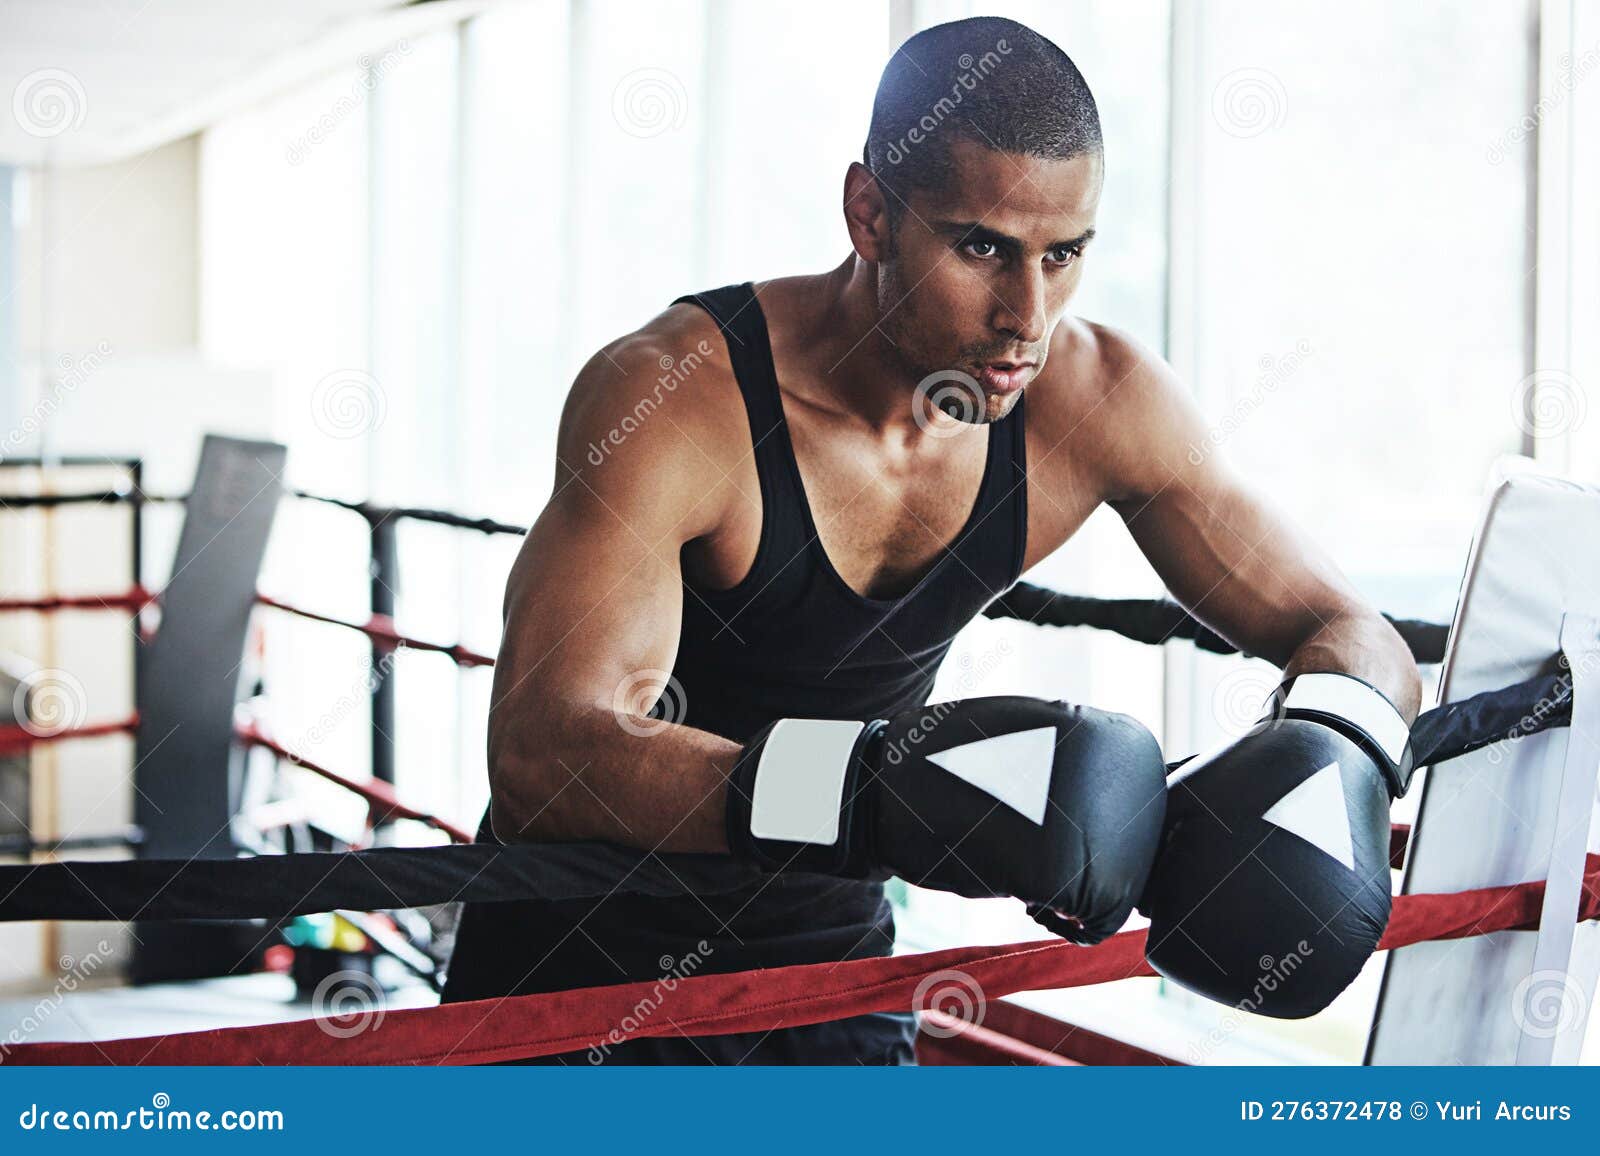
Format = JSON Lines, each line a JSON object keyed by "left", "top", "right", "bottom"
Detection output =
{"left": 926, "top": 726, "right": 1055, "bottom": 825}
{"left": 1262, "top": 761, "right": 1355, "bottom": 870}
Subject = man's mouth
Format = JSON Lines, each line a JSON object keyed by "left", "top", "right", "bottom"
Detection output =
{"left": 974, "top": 362, "right": 1035, "bottom": 394}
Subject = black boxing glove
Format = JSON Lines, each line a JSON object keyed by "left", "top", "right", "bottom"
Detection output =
{"left": 726, "top": 695, "right": 1168, "bottom": 944}
{"left": 1141, "top": 672, "right": 1412, "bottom": 1017}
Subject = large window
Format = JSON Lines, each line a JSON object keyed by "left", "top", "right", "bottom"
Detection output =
{"left": 194, "top": 0, "right": 1572, "bottom": 1063}
{"left": 897, "top": 0, "right": 1541, "bottom": 1064}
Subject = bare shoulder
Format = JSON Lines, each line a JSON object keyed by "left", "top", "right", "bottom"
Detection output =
{"left": 560, "top": 303, "right": 744, "bottom": 465}
{"left": 555, "top": 302, "right": 748, "bottom": 538}
{"left": 1026, "top": 317, "right": 1202, "bottom": 504}
{"left": 1026, "top": 318, "right": 1175, "bottom": 439}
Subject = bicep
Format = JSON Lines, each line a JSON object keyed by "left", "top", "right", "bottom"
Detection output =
{"left": 490, "top": 360, "right": 721, "bottom": 742}
{"left": 492, "top": 483, "right": 686, "bottom": 726}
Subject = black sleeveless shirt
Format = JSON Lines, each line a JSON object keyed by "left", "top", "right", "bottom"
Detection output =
{"left": 441, "top": 283, "right": 1028, "bottom": 1063}
{"left": 669, "top": 283, "right": 1030, "bottom": 740}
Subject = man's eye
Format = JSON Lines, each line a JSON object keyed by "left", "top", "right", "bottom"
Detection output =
{"left": 1048, "top": 245, "right": 1083, "bottom": 266}
{"left": 963, "top": 240, "right": 999, "bottom": 258}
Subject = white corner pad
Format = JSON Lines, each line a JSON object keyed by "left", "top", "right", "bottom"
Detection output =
{"left": 748, "top": 718, "right": 864, "bottom": 845}
{"left": 1284, "top": 672, "right": 1410, "bottom": 766}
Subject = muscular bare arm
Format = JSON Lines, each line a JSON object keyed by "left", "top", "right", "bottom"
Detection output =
{"left": 1085, "top": 331, "right": 1422, "bottom": 719}
{"left": 487, "top": 325, "right": 743, "bottom": 852}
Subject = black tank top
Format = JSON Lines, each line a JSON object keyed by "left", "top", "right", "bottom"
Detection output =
{"left": 441, "top": 283, "right": 1028, "bottom": 1057}
{"left": 670, "top": 282, "right": 1030, "bottom": 742}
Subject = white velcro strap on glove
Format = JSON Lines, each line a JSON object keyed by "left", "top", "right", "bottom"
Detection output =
{"left": 1281, "top": 672, "right": 1410, "bottom": 767}
{"left": 748, "top": 718, "right": 863, "bottom": 845}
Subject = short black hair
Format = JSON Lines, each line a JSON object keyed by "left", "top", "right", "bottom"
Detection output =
{"left": 864, "top": 16, "right": 1102, "bottom": 215}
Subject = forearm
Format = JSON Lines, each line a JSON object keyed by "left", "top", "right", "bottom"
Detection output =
{"left": 488, "top": 702, "right": 739, "bottom": 853}
{"left": 1282, "top": 608, "right": 1423, "bottom": 721}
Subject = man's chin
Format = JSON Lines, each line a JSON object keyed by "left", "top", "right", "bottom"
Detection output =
{"left": 929, "top": 383, "right": 1023, "bottom": 425}
{"left": 981, "top": 387, "right": 1024, "bottom": 424}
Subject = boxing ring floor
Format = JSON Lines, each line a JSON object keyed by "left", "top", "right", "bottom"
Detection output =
{"left": 0, "top": 963, "right": 437, "bottom": 1049}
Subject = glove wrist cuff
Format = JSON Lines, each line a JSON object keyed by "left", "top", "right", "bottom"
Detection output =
{"left": 1268, "top": 672, "right": 1415, "bottom": 796}
{"left": 727, "top": 718, "right": 882, "bottom": 876}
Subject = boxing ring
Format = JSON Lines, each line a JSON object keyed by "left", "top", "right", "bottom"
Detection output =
{"left": 0, "top": 437, "right": 1595, "bottom": 1065}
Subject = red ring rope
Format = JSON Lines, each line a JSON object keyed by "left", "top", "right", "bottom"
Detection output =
{"left": 7, "top": 851, "right": 1596, "bottom": 1066}
{"left": 0, "top": 716, "right": 140, "bottom": 757}
{"left": 255, "top": 593, "right": 495, "bottom": 668}
{"left": 0, "top": 587, "right": 153, "bottom": 615}
{"left": 236, "top": 721, "right": 473, "bottom": 844}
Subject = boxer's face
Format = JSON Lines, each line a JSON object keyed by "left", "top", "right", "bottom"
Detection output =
{"left": 878, "top": 137, "right": 1101, "bottom": 424}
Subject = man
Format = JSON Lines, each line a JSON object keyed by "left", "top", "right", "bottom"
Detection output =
{"left": 441, "top": 16, "right": 1422, "bottom": 1062}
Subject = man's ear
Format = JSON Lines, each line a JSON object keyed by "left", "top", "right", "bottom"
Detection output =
{"left": 843, "top": 162, "right": 893, "bottom": 263}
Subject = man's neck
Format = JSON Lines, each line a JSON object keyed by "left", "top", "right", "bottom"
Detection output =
{"left": 798, "top": 255, "right": 937, "bottom": 437}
